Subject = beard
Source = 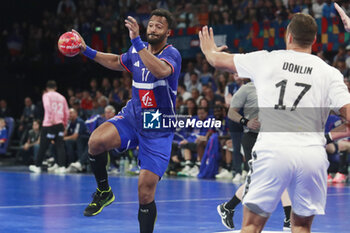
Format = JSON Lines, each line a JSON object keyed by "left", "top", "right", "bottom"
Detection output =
{"left": 146, "top": 33, "right": 167, "bottom": 45}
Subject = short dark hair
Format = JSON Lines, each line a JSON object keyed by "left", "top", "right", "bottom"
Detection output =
{"left": 46, "top": 80, "right": 57, "bottom": 89}
{"left": 150, "top": 9, "right": 176, "bottom": 30}
{"left": 287, "top": 13, "right": 317, "bottom": 48}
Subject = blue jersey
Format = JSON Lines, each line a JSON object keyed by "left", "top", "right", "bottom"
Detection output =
{"left": 120, "top": 42, "right": 182, "bottom": 137}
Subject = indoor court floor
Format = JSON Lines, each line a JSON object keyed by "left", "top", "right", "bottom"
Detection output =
{"left": 0, "top": 171, "right": 349, "bottom": 233}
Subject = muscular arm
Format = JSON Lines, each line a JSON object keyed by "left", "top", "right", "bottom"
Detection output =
{"left": 199, "top": 26, "right": 236, "bottom": 73}
{"left": 72, "top": 30, "right": 125, "bottom": 71}
{"left": 93, "top": 52, "right": 125, "bottom": 71}
{"left": 138, "top": 49, "right": 172, "bottom": 78}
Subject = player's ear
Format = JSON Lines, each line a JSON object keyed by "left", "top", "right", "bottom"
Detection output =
{"left": 312, "top": 35, "right": 316, "bottom": 45}
{"left": 166, "top": 29, "right": 171, "bottom": 37}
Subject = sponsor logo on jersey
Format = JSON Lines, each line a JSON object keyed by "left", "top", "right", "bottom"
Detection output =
{"left": 132, "top": 47, "right": 137, "bottom": 53}
{"left": 139, "top": 90, "right": 157, "bottom": 108}
{"left": 134, "top": 61, "right": 140, "bottom": 67}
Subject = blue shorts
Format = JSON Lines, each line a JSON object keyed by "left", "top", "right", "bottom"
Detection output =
{"left": 107, "top": 115, "right": 173, "bottom": 177}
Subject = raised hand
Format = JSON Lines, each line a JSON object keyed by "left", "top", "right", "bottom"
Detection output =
{"left": 125, "top": 16, "right": 140, "bottom": 40}
{"left": 71, "top": 29, "right": 87, "bottom": 51}
{"left": 335, "top": 3, "right": 350, "bottom": 32}
{"left": 199, "top": 26, "right": 228, "bottom": 55}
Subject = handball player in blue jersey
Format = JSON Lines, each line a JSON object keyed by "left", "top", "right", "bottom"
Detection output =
{"left": 74, "top": 9, "right": 181, "bottom": 233}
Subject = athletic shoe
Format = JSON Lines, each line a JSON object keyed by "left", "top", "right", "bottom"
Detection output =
{"left": 283, "top": 218, "right": 291, "bottom": 231}
{"left": 177, "top": 165, "right": 191, "bottom": 177}
{"left": 215, "top": 169, "right": 233, "bottom": 179}
{"left": 55, "top": 166, "right": 66, "bottom": 174}
{"left": 333, "top": 172, "right": 347, "bottom": 183}
{"left": 29, "top": 165, "right": 41, "bottom": 173}
{"left": 327, "top": 174, "right": 333, "bottom": 183}
{"left": 232, "top": 173, "right": 242, "bottom": 184}
{"left": 84, "top": 187, "right": 115, "bottom": 216}
{"left": 217, "top": 203, "right": 235, "bottom": 229}
{"left": 47, "top": 163, "right": 58, "bottom": 173}
{"left": 70, "top": 161, "right": 83, "bottom": 172}
{"left": 189, "top": 165, "right": 199, "bottom": 177}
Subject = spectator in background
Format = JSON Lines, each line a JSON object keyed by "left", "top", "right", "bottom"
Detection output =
{"left": 18, "top": 119, "right": 40, "bottom": 165}
{"left": 191, "top": 88, "right": 203, "bottom": 106}
{"left": 177, "top": 84, "right": 191, "bottom": 102}
{"left": 209, "top": 5, "right": 223, "bottom": 25}
{"left": 335, "top": 59, "right": 350, "bottom": 78}
{"left": 183, "top": 61, "right": 201, "bottom": 89}
{"left": 275, "top": 0, "right": 289, "bottom": 21}
{"left": 184, "top": 98, "right": 198, "bottom": 117}
{"left": 81, "top": 90, "right": 93, "bottom": 116}
{"left": 197, "top": 3, "right": 209, "bottom": 26}
{"left": 73, "top": 98, "right": 86, "bottom": 120}
{"left": 0, "top": 100, "right": 11, "bottom": 118}
{"left": 18, "top": 97, "right": 37, "bottom": 143}
{"left": 64, "top": 108, "right": 89, "bottom": 170}
{"left": 109, "top": 78, "right": 126, "bottom": 108}
{"left": 216, "top": 73, "right": 228, "bottom": 97}
{"left": 322, "top": 0, "right": 337, "bottom": 18}
{"left": 101, "top": 77, "right": 112, "bottom": 97}
{"left": 202, "top": 84, "right": 225, "bottom": 112}
{"left": 29, "top": 80, "right": 69, "bottom": 174}
{"left": 176, "top": 3, "right": 196, "bottom": 28}
{"left": 177, "top": 107, "right": 212, "bottom": 177}
{"left": 66, "top": 87, "right": 75, "bottom": 100}
{"left": 57, "top": 0, "right": 76, "bottom": 15}
{"left": 195, "top": 52, "right": 204, "bottom": 72}
{"left": 175, "top": 96, "right": 186, "bottom": 115}
{"left": 312, "top": 0, "right": 325, "bottom": 19}
{"left": 199, "top": 62, "right": 215, "bottom": 89}
{"left": 89, "top": 78, "right": 98, "bottom": 98}
{"left": 97, "top": 96, "right": 109, "bottom": 115}
{"left": 332, "top": 44, "right": 347, "bottom": 67}
{"left": 0, "top": 118, "right": 8, "bottom": 149}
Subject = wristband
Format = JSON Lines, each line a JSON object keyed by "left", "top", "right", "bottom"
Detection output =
{"left": 325, "top": 132, "right": 333, "bottom": 144}
{"left": 131, "top": 36, "right": 146, "bottom": 52}
{"left": 239, "top": 117, "right": 249, "bottom": 126}
{"left": 83, "top": 46, "right": 97, "bottom": 59}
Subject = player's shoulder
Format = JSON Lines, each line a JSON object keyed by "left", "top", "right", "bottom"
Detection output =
{"left": 162, "top": 44, "right": 181, "bottom": 57}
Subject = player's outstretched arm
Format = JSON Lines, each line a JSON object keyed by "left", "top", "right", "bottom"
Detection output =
{"left": 329, "top": 104, "right": 350, "bottom": 141}
{"left": 125, "top": 16, "right": 173, "bottom": 79}
{"left": 72, "top": 30, "right": 125, "bottom": 71}
{"left": 335, "top": 3, "right": 350, "bottom": 32}
{"left": 199, "top": 26, "right": 235, "bottom": 73}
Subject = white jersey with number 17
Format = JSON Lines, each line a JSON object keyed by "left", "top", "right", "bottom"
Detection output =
{"left": 234, "top": 50, "right": 350, "bottom": 148}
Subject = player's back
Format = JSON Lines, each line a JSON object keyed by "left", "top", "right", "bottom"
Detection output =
{"left": 235, "top": 50, "right": 350, "bottom": 148}
{"left": 42, "top": 91, "right": 69, "bottom": 126}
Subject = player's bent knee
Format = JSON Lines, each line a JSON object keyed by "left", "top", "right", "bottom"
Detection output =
{"left": 88, "top": 137, "right": 106, "bottom": 155}
{"left": 138, "top": 183, "right": 156, "bottom": 204}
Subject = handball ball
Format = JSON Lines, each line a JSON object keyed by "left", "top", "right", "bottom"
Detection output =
{"left": 58, "top": 32, "right": 81, "bottom": 57}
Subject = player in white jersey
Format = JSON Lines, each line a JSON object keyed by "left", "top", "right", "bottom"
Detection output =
{"left": 199, "top": 13, "right": 350, "bottom": 233}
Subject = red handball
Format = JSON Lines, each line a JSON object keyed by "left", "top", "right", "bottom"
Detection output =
{"left": 58, "top": 32, "right": 81, "bottom": 57}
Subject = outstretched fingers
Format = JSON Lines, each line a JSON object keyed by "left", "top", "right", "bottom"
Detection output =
{"left": 335, "top": 2, "right": 350, "bottom": 32}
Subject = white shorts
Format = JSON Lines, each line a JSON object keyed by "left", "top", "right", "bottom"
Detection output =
{"left": 242, "top": 146, "right": 329, "bottom": 217}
